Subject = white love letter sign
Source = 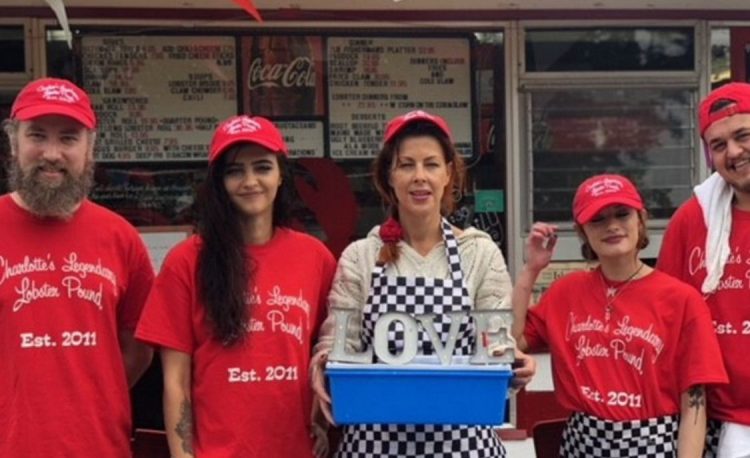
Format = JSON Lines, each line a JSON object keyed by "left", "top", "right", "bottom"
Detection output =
{"left": 328, "top": 308, "right": 515, "bottom": 366}
{"left": 374, "top": 312, "right": 418, "bottom": 365}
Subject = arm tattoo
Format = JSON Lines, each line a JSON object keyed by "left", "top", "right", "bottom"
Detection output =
{"left": 175, "top": 398, "right": 195, "bottom": 455}
{"left": 688, "top": 385, "right": 705, "bottom": 425}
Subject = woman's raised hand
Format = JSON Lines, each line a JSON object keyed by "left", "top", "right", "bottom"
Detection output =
{"left": 525, "top": 222, "right": 558, "bottom": 272}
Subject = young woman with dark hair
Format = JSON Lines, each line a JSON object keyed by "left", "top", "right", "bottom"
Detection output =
{"left": 136, "top": 115, "right": 336, "bottom": 458}
{"left": 310, "top": 110, "right": 536, "bottom": 458}
{"left": 512, "top": 173, "right": 728, "bottom": 457}
{"left": 195, "top": 141, "right": 296, "bottom": 345}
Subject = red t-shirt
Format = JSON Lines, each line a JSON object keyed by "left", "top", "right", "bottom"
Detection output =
{"left": 524, "top": 268, "right": 727, "bottom": 421}
{"left": 0, "top": 195, "right": 154, "bottom": 457}
{"left": 136, "top": 229, "right": 336, "bottom": 458}
{"left": 658, "top": 196, "right": 750, "bottom": 425}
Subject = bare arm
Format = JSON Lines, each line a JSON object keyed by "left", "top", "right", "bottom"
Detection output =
{"left": 677, "top": 385, "right": 706, "bottom": 458}
{"left": 511, "top": 223, "right": 557, "bottom": 351}
{"left": 119, "top": 329, "right": 153, "bottom": 388}
{"left": 162, "top": 348, "right": 194, "bottom": 458}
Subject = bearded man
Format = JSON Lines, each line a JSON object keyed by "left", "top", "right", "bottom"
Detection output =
{"left": 0, "top": 78, "right": 155, "bottom": 457}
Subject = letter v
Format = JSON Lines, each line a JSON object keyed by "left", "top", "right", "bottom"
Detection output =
{"left": 416, "top": 312, "right": 465, "bottom": 366}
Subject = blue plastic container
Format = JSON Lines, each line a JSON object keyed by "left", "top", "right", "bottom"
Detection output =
{"left": 326, "top": 361, "right": 513, "bottom": 425}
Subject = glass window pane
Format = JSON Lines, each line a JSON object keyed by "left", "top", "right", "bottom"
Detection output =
{"left": 710, "top": 28, "right": 730, "bottom": 88}
{"left": 0, "top": 92, "right": 13, "bottom": 194}
{"left": 525, "top": 27, "right": 694, "bottom": 72}
{"left": 0, "top": 26, "right": 25, "bottom": 72}
{"left": 529, "top": 87, "right": 696, "bottom": 222}
{"left": 46, "top": 28, "right": 76, "bottom": 80}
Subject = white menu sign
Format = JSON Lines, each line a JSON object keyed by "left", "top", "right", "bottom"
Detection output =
{"left": 327, "top": 37, "right": 472, "bottom": 159}
{"left": 277, "top": 121, "right": 325, "bottom": 158}
{"left": 82, "top": 36, "right": 237, "bottom": 162}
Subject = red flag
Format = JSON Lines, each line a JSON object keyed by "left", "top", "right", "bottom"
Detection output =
{"left": 232, "top": 0, "right": 263, "bottom": 22}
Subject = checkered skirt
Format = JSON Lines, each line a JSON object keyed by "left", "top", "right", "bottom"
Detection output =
{"left": 335, "top": 219, "right": 505, "bottom": 458}
{"left": 561, "top": 412, "right": 679, "bottom": 458}
{"left": 703, "top": 419, "right": 722, "bottom": 458}
{"left": 337, "top": 424, "right": 506, "bottom": 458}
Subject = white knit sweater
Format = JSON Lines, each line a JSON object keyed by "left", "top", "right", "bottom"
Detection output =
{"left": 312, "top": 225, "right": 512, "bottom": 360}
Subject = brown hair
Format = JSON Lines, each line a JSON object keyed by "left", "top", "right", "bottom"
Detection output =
{"left": 371, "top": 121, "right": 466, "bottom": 265}
{"left": 577, "top": 209, "right": 649, "bottom": 261}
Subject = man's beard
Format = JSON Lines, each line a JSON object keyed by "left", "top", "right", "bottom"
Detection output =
{"left": 8, "top": 157, "right": 94, "bottom": 219}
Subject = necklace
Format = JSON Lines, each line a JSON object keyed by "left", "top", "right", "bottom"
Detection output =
{"left": 601, "top": 262, "right": 645, "bottom": 321}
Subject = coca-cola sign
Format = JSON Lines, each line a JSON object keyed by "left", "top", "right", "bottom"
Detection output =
{"left": 242, "top": 35, "right": 323, "bottom": 117}
{"left": 247, "top": 56, "right": 315, "bottom": 89}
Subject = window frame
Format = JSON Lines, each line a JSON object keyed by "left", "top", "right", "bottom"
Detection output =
{"left": 512, "top": 20, "right": 706, "bottom": 261}
{"left": 0, "top": 19, "right": 33, "bottom": 88}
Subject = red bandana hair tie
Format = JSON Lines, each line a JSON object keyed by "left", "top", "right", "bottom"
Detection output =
{"left": 379, "top": 217, "right": 403, "bottom": 243}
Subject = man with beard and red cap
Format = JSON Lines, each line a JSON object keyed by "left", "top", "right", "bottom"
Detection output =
{"left": 0, "top": 77, "right": 155, "bottom": 457}
{"left": 658, "top": 82, "right": 750, "bottom": 458}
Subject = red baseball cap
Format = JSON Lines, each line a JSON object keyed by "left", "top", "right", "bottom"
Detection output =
{"left": 209, "top": 115, "right": 288, "bottom": 163}
{"left": 11, "top": 78, "right": 96, "bottom": 129}
{"left": 383, "top": 110, "right": 453, "bottom": 143}
{"left": 573, "top": 174, "right": 644, "bottom": 225}
{"left": 699, "top": 82, "right": 750, "bottom": 137}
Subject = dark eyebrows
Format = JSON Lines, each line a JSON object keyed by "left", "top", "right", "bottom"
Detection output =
{"left": 397, "top": 154, "right": 441, "bottom": 162}
{"left": 24, "top": 123, "right": 84, "bottom": 136}
{"left": 708, "top": 126, "right": 750, "bottom": 147}
{"left": 227, "top": 158, "right": 274, "bottom": 168}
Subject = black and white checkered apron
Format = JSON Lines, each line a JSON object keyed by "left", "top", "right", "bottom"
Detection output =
{"left": 335, "top": 219, "right": 506, "bottom": 458}
{"left": 703, "top": 419, "right": 722, "bottom": 458}
{"left": 560, "top": 412, "right": 679, "bottom": 458}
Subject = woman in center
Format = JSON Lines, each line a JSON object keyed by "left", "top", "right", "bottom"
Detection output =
{"left": 311, "top": 110, "right": 535, "bottom": 458}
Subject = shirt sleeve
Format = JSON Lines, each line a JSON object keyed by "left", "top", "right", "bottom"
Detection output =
{"left": 675, "top": 290, "right": 729, "bottom": 392}
{"left": 312, "top": 241, "right": 369, "bottom": 360}
{"left": 472, "top": 238, "right": 512, "bottom": 311}
{"left": 312, "top": 246, "right": 337, "bottom": 341}
{"left": 135, "top": 242, "right": 196, "bottom": 354}
{"left": 656, "top": 202, "right": 690, "bottom": 281}
{"left": 117, "top": 231, "right": 156, "bottom": 332}
{"left": 524, "top": 283, "right": 556, "bottom": 353}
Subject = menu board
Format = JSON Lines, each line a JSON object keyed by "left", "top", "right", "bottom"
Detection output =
{"left": 277, "top": 121, "right": 325, "bottom": 158}
{"left": 81, "top": 36, "right": 237, "bottom": 162}
{"left": 90, "top": 164, "right": 205, "bottom": 226}
{"left": 327, "top": 37, "right": 473, "bottom": 159}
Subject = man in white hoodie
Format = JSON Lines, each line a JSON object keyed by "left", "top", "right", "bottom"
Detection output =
{"left": 658, "top": 82, "right": 750, "bottom": 458}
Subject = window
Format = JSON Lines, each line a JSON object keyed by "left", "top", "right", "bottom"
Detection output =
{"left": 521, "top": 25, "right": 699, "bottom": 227}
{"left": 710, "top": 27, "right": 730, "bottom": 87}
{"left": 525, "top": 27, "right": 694, "bottom": 72}
{"left": 528, "top": 87, "right": 695, "bottom": 222}
{"left": 0, "top": 26, "right": 25, "bottom": 73}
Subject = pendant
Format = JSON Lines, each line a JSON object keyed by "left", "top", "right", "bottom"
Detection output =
{"left": 606, "top": 287, "right": 617, "bottom": 298}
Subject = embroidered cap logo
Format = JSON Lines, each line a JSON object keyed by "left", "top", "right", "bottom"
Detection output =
{"left": 586, "top": 177, "right": 624, "bottom": 198}
{"left": 224, "top": 116, "right": 262, "bottom": 135}
{"left": 37, "top": 83, "right": 80, "bottom": 104}
{"left": 404, "top": 110, "right": 434, "bottom": 121}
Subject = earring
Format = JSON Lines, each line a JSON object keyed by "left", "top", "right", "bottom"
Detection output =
{"left": 452, "top": 187, "right": 463, "bottom": 203}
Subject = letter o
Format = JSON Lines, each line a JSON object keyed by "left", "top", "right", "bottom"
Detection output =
{"left": 373, "top": 312, "right": 418, "bottom": 365}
